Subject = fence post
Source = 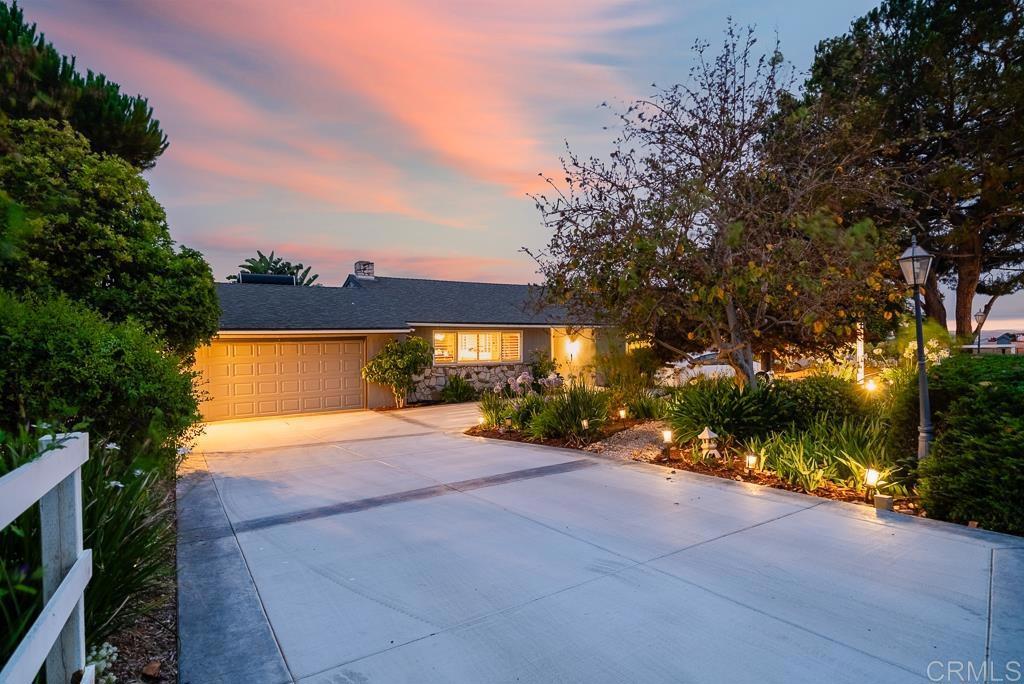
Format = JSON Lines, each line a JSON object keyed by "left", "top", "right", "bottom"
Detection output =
{"left": 38, "top": 433, "right": 88, "bottom": 684}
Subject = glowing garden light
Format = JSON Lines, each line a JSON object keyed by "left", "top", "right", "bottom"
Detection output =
{"left": 864, "top": 467, "right": 881, "bottom": 503}
{"left": 864, "top": 378, "right": 878, "bottom": 392}
{"left": 581, "top": 419, "right": 590, "bottom": 430}
{"left": 662, "top": 429, "right": 673, "bottom": 444}
{"left": 618, "top": 408, "right": 627, "bottom": 420}
{"left": 745, "top": 453, "right": 758, "bottom": 474}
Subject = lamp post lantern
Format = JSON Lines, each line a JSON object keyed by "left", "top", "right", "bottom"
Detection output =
{"left": 897, "top": 236, "right": 935, "bottom": 461}
{"left": 974, "top": 310, "right": 985, "bottom": 354}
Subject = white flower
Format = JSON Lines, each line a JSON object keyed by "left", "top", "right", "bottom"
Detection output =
{"left": 106, "top": 480, "right": 124, "bottom": 489}
{"left": 133, "top": 469, "right": 144, "bottom": 477}
{"left": 105, "top": 443, "right": 120, "bottom": 451}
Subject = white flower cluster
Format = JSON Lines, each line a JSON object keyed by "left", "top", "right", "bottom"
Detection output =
{"left": 902, "top": 338, "right": 949, "bottom": 366}
{"left": 86, "top": 642, "right": 119, "bottom": 684}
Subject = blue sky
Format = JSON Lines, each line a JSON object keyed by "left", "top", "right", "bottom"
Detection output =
{"left": 20, "top": 0, "right": 1024, "bottom": 331}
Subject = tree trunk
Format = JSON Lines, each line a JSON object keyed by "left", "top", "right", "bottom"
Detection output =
{"left": 923, "top": 270, "right": 947, "bottom": 331}
{"left": 954, "top": 243, "right": 983, "bottom": 340}
{"left": 723, "top": 297, "right": 757, "bottom": 388}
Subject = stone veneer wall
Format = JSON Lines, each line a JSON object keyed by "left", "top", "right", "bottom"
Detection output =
{"left": 410, "top": 363, "right": 531, "bottom": 403}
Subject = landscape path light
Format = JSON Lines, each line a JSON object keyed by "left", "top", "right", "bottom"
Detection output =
{"left": 618, "top": 408, "right": 627, "bottom": 420}
{"left": 745, "top": 453, "right": 758, "bottom": 475}
{"left": 897, "top": 236, "right": 935, "bottom": 461}
{"left": 864, "top": 467, "right": 880, "bottom": 503}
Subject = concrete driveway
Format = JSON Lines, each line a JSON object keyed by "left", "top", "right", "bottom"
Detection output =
{"left": 178, "top": 405, "right": 1022, "bottom": 684}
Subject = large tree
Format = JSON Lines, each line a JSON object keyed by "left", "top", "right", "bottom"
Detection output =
{"left": 0, "top": 118, "right": 218, "bottom": 355}
{"left": 530, "top": 26, "right": 903, "bottom": 385}
{"left": 0, "top": 1, "right": 168, "bottom": 169}
{"left": 807, "top": 0, "right": 1024, "bottom": 338}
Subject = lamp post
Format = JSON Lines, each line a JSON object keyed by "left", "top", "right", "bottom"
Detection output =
{"left": 897, "top": 236, "right": 935, "bottom": 461}
{"left": 974, "top": 310, "right": 985, "bottom": 354}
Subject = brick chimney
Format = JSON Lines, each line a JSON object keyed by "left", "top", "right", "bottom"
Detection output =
{"left": 353, "top": 260, "right": 375, "bottom": 279}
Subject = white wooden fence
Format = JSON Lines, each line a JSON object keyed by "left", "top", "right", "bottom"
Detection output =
{"left": 0, "top": 433, "right": 95, "bottom": 684}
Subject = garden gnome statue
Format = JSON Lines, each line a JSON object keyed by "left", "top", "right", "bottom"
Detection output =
{"left": 698, "top": 427, "right": 721, "bottom": 460}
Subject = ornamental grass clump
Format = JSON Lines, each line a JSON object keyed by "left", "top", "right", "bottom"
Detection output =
{"left": 667, "top": 377, "right": 783, "bottom": 445}
{"left": 745, "top": 415, "right": 903, "bottom": 495}
{"left": 1, "top": 428, "right": 175, "bottom": 663}
{"left": 526, "top": 381, "right": 608, "bottom": 444}
{"left": 478, "top": 390, "right": 510, "bottom": 428}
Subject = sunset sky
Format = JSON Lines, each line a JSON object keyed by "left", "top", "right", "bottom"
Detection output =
{"left": 20, "top": 0, "right": 1024, "bottom": 330}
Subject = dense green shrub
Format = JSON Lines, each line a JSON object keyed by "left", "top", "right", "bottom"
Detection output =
{"left": 362, "top": 336, "right": 433, "bottom": 408}
{"left": 528, "top": 350, "right": 558, "bottom": 382}
{"left": 774, "top": 374, "right": 865, "bottom": 428}
{"left": 626, "top": 390, "right": 667, "bottom": 420}
{"left": 918, "top": 383, "right": 1024, "bottom": 534}
{"left": 666, "top": 377, "right": 784, "bottom": 445}
{"left": 0, "top": 292, "right": 200, "bottom": 463}
{"left": 508, "top": 393, "right": 546, "bottom": 430}
{"left": 526, "top": 382, "right": 608, "bottom": 444}
{"left": 0, "top": 118, "right": 218, "bottom": 355}
{"left": 1, "top": 428, "right": 175, "bottom": 663}
{"left": 439, "top": 375, "right": 478, "bottom": 403}
{"left": 887, "top": 355, "right": 1024, "bottom": 476}
{"left": 596, "top": 346, "right": 660, "bottom": 410}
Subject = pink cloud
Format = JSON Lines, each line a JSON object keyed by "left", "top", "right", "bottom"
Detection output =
{"left": 189, "top": 226, "right": 534, "bottom": 283}
{"left": 133, "top": 1, "right": 646, "bottom": 192}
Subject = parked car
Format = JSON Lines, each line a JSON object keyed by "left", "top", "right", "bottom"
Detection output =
{"left": 655, "top": 351, "right": 763, "bottom": 386}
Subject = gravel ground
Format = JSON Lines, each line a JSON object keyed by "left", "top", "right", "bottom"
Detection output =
{"left": 585, "top": 420, "right": 667, "bottom": 462}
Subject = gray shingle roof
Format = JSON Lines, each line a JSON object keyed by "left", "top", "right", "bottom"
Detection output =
{"left": 215, "top": 276, "right": 587, "bottom": 331}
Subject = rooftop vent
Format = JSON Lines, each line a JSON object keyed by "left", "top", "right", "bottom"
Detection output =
{"left": 237, "top": 272, "right": 296, "bottom": 285}
{"left": 354, "top": 260, "right": 375, "bottom": 279}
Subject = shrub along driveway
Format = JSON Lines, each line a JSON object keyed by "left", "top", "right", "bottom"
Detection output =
{"left": 178, "top": 404, "right": 1022, "bottom": 684}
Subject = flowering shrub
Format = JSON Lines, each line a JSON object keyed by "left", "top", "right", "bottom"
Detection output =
{"left": 901, "top": 338, "right": 949, "bottom": 367}
{"left": 538, "top": 373, "right": 564, "bottom": 393}
{"left": 507, "top": 371, "right": 534, "bottom": 396}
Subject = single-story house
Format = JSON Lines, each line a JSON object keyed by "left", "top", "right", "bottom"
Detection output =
{"left": 193, "top": 261, "right": 607, "bottom": 421}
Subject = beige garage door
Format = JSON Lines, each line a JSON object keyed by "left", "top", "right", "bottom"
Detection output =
{"left": 195, "top": 338, "right": 365, "bottom": 421}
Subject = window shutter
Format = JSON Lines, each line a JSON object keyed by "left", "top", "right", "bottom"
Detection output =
{"left": 500, "top": 332, "right": 521, "bottom": 362}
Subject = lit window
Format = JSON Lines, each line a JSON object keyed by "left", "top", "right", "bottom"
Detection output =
{"left": 433, "top": 332, "right": 456, "bottom": 364}
{"left": 434, "top": 330, "right": 522, "bottom": 364}
{"left": 500, "top": 332, "right": 521, "bottom": 361}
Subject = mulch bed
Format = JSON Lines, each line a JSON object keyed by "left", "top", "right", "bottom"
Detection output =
{"left": 654, "top": 448, "right": 923, "bottom": 516}
{"left": 105, "top": 482, "right": 178, "bottom": 683}
{"left": 465, "top": 418, "right": 644, "bottom": 449}
{"left": 467, "top": 420, "right": 923, "bottom": 516}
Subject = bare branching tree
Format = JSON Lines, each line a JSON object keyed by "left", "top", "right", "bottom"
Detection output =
{"left": 529, "top": 23, "right": 904, "bottom": 386}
